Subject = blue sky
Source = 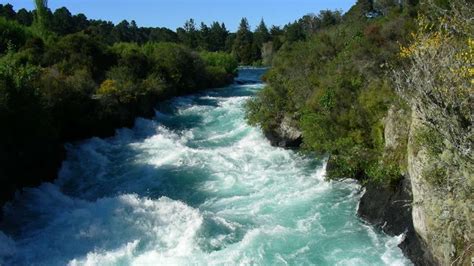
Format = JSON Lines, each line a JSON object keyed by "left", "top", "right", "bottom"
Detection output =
{"left": 6, "top": 0, "right": 356, "bottom": 31}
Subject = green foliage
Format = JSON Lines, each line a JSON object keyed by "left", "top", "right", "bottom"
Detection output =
{"left": 16, "top": 8, "right": 33, "bottom": 26}
{"left": 200, "top": 51, "right": 238, "bottom": 87}
{"left": 246, "top": 0, "right": 418, "bottom": 185}
{"left": 200, "top": 51, "right": 238, "bottom": 74}
{"left": 233, "top": 18, "right": 254, "bottom": 64}
{"left": 0, "top": 4, "right": 16, "bottom": 20}
{"left": 414, "top": 127, "right": 444, "bottom": 158}
{"left": 246, "top": 85, "right": 287, "bottom": 131}
{"left": 0, "top": 3, "right": 339, "bottom": 66}
{"left": 50, "top": 7, "right": 74, "bottom": 35}
{"left": 365, "top": 161, "right": 401, "bottom": 186}
{"left": 208, "top": 22, "right": 229, "bottom": 52}
{"left": 0, "top": 17, "right": 31, "bottom": 54}
{"left": 0, "top": 54, "right": 58, "bottom": 195}
{"left": 44, "top": 32, "right": 112, "bottom": 79}
{"left": 33, "top": 0, "right": 50, "bottom": 32}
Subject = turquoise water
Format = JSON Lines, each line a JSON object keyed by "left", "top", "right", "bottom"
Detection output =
{"left": 0, "top": 68, "right": 411, "bottom": 265}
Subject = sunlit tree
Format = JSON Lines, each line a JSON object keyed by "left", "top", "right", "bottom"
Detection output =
{"left": 232, "top": 18, "right": 254, "bottom": 64}
{"left": 34, "top": 0, "right": 49, "bottom": 30}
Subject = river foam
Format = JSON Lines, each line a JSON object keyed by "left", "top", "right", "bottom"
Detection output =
{"left": 0, "top": 68, "right": 411, "bottom": 265}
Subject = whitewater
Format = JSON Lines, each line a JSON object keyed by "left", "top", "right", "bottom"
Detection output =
{"left": 0, "top": 68, "right": 411, "bottom": 265}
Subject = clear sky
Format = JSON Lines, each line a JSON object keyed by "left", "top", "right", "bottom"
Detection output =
{"left": 5, "top": 0, "right": 356, "bottom": 31}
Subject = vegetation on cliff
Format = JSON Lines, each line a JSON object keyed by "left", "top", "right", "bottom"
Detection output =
{"left": 246, "top": 0, "right": 418, "bottom": 184}
{"left": 394, "top": 1, "right": 473, "bottom": 263}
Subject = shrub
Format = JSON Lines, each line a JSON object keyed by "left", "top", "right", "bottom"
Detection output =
{"left": 0, "top": 17, "right": 30, "bottom": 54}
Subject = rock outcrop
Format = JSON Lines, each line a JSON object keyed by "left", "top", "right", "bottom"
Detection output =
{"left": 360, "top": 105, "right": 473, "bottom": 265}
{"left": 405, "top": 110, "right": 473, "bottom": 266}
{"left": 358, "top": 105, "right": 438, "bottom": 265}
{"left": 265, "top": 115, "right": 302, "bottom": 148}
{"left": 358, "top": 178, "right": 437, "bottom": 265}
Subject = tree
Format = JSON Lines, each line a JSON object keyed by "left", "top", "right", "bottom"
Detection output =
{"left": 373, "top": 0, "right": 399, "bottom": 14}
{"left": 113, "top": 20, "right": 133, "bottom": 42}
{"left": 232, "top": 18, "right": 254, "bottom": 64}
{"left": 16, "top": 8, "right": 33, "bottom": 26}
{"left": 284, "top": 21, "right": 305, "bottom": 43}
{"left": 0, "top": 18, "right": 29, "bottom": 54}
{"left": 198, "top": 22, "right": 210, "bottom": 50}
{"left": 254, "top": 19, "right": 270, "bottom": 45}
{"left": 72, "top": 13, "right": 89, "bottom": 32}
{"left": 0, "top": 4, "right": 16, "bottom": 20}
{"left": 252, "top": 19, "right": 271, "bottom": 61}
{"left": 208, "top": 22, "right": 228, "bottom": 51}
{"left": 270, "top": 26, "right": 283, "bottom": 51}
{"left": 149, "top": 27, "right": 178, "bottom": 43}
{"left": 319, "top": 10, "right": 341, "bottom": 27}
{"left": 33, "top": 0, "right": 50, "bottom": 31}
{"left": 87, "top": 20, "right": 116, "bottom": 44}
{"left": 225, "top": 33, "right": 236, "bottom": 53}
{"left": 357, "top": 0, "right": 374, "bottom": 13}
{"left": 299, "top": 14, "right": 321, "bottom": 35}
{"left": 51, "top": 7, "right": 74, "bottom": 35}
{"left": 129, "top": 20, "right": 142, "bottom": 43}
{"left": 177, "top": 19, "right": 198, "bottom": 48}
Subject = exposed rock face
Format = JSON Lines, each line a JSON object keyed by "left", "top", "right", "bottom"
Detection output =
{"left": 364, "top": 105, "right": 473, "bottom": 266}
{"left": 265, "top": 115, "right": 302, "bottom": 148}
{"left": 406, "top": 110, "right": 473, "bottom": 266}
{"left": 358, "top": 179, "right": 438, "bottom": 265}
{"left": 358, "top": 105, "right": 438, "bottom": 265}
{"left": 384, "top": 105, "right": 410, "bottom": 152}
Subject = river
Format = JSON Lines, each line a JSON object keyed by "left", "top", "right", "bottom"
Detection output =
{"left": 0, "top": 68, "right": 411, "bottom": 265}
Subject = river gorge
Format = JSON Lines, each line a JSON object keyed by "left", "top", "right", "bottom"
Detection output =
{"left": 0, "top": 69, "right": 411, "bottom": 265}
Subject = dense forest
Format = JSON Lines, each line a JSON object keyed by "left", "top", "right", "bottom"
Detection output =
{"left": 246, "top": 0, "right": 473, "bottom": 264}
{"left": 0, "top": 2, "right": 342, "bottom": 65}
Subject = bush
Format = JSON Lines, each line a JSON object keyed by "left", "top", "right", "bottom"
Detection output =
{"left": 200, "top": 51, "right": 238, "bottom": 75}
{"left": 0, "top": 17, "right": 31, "bottom": 54}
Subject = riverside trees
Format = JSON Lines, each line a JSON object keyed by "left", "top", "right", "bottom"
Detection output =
{"left": 0, "top": 3, "right": 344, "bottom": 66}
{"left": 246, "top": 0, "right": 420, "bottom": 182}
{"left": 0, "top": 3, "right": 238, "bottom": 204}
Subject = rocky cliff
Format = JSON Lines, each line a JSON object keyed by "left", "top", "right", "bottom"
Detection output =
{"left": 358, "top": 105, "right": 438, "bottom": 265}
{"left": 406, "top": 110, "right": 472, "bottom": 265}
{"left": 264, "top": 115, "right": 302, "bottom": 148}
{"left": 360, "top": 104, "right": 472, "bottom": 265}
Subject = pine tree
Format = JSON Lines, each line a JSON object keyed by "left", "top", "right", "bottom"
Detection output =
{"left": 252, "top": 19, "right": 271, "bottom": 62}
{"left": 232, "top": 18, "right": 254, "bottom": 64}
{"left": 209, "top": 22, "right": 229, "bottom": 51}
{"left": 177, "top": 19, "right": 198, "bottom": 48}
